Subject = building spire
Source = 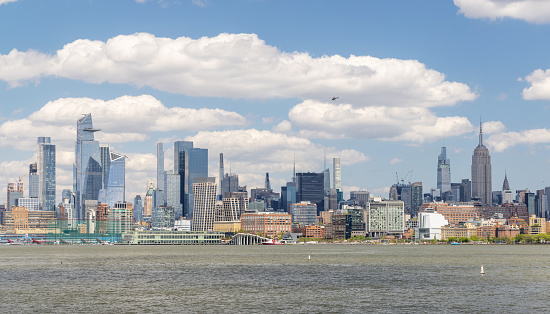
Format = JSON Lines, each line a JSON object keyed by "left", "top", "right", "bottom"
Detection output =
{"left": 479, "top": 119, "right": 483, "bottom": 147}
{"left": 503, "top": 170, "right": 510, "bottom": 191}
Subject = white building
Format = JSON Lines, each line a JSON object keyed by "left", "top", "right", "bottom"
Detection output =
{"left": 415, "top": 209, "right": 448, "bottom": 240}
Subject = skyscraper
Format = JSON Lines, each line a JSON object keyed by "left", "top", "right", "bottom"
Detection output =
{"left": 411, "top": 182, "right": 423, "bottom": 218}
{"left": 222, "top": 173, "right": 239, "bottom": 195}
{"left": 218, "top": 153, "right": 224, "bottom": 200}
{"left": 191, "top": 177, "right": 217, "bottom": 231}
{"left": 7, "top": 180, "right": 24, "bottom": 210}
{"left": 296, "top": 172, "right": 325, "bottom": 215}
{"left": 105, "top": 152, "right": 125, "bottom": 208}
{"left": 165, "top": 171, "right": 183, "bottom": 219}
{"left": 471, "top": 123, "right": 492, "bottom": 205}
{"left": 74, "top": 114, "right": 102, "bottom": 220}
{"left": 437, "top": 146, "right": 451, "bottom": 196}
{"left": 333, "top": 157, "right": 341, "bottom": 191}
{"left": 157, "top": 143, "right": 164, "bottom": 189}
{"left": 173, "top": 141, "right": 208, "bottom": 218}
{"left": 37, "top": 137, "right": 56, "bottom": 212}
{"left": 28, "top": 163, "right": 38, "bottom": 198}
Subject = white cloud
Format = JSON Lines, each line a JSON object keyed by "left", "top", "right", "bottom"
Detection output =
{"left": 192, "top": 0, "right": 206, "bottom": 7}
{"left": 185, "top": 129, "right": 370, "bottom": 189}
{"left": 487, "top": 128, "right": 550, "bottom": 152}
{"left": 482, "top": 121, "right": 507, "bottom": 134}
{"left": 454, "top": 0, "right": 550, "bottom": 24}
{"left": 0, "top": 33, "right": 476, "bottom": 107}
{"left": 389, "top": 158, "right": 403, "bottom": 165}
{"left": 0, "top": 0, "right": 18, "bottom": 5}
{"left": 285, "top": 100, "right": 474, "bottom": 142}
{"left": 522, "top": 68, "right": 550, "bottom": 100}
{"left": 0, "top": 94, "right": 246, "bottom": 151}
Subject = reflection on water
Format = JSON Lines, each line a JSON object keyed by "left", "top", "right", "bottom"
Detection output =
{"left": 1, "top": 245, "right": 549, "bottom": 313}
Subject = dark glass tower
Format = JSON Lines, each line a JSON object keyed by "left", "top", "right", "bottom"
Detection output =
{"left": 173, "top": 141, "right": 208, "bottom": 218}
{"left": 296, "top": 172, "right": 325, "bottom": 215}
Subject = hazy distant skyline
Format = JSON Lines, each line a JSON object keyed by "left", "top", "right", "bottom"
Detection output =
{"left": 1, "top": 0, "right": 550, "bottom": 204}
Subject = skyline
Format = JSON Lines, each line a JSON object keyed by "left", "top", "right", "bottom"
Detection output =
{"left": 1, "top": 1, "right": 550, "bottom": 203}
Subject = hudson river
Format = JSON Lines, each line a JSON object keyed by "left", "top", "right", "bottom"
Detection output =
{"left": 1, "top": 244, "right": 548, "bottom": 313}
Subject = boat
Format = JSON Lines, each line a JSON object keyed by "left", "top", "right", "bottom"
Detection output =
{"left": 262, "top": 239, "right": 284, "bottom": 245}
{"left": 450, "top": 242, "right": 460, "bottom": 245}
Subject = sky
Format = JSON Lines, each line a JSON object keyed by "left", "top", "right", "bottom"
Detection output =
{"left": 1, "top": 0, "right": 550, "bottom": 205}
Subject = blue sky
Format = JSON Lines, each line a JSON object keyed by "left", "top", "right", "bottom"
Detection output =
{"left": 1, "top": 0, "right": 550, "bottom": 204}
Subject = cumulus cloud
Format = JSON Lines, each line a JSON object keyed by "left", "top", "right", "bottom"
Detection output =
{"left": 487, "top": 128, "right": 550, "bottom": 152}
{"left": 0, "top": 94, "right": 246, "bottom": 151}
{"left": 0, "top": 32, "right": 476, "bottom": 107}
{"left": 285, "top": 100, "right": 474, "bottom": 142}
{"left": 522, "top": 68, "right": 550, "bottom": 100}
{"left": 185, "top": 129, "right": 370, "bottom": 189}
{"left": 454, "top": 0, "right": 550, "bottom": 24}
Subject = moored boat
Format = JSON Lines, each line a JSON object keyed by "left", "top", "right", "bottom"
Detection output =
{"left": 262, "top": 239, "right": 284, "bottom": 245}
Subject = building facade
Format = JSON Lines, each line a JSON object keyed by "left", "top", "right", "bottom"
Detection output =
{"left": 471, "top": 123, "right": 492, "bottom": 205}
{"left": 37, "top": 137, "right": 56, "bottom": 211}
{"left": 191, "top": 177, "right": 217, "bottom": 231}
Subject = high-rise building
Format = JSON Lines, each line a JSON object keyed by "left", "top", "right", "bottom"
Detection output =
{"left": 411, "top": 182, "right": 423, "bottom": 218}
{"left": 106, "top": 152, "right": 125, "bottom": 208}
{"left": 143, "top": 181, "right": 155, "bottom": 217}
{"left": 165, "top": 171, "right": 183, "bottom": 219}
{"left": 133, "top": 195, "right": 143, "bottom": 222}
{"left": 364, "top": 199, "right": 405, "bottom": 238}
{"left": 535, "top": 190, "right": 546, "bottom": 218}
{"left": 290, "top": 201, "right": 317, "bottom": 226}
{"left": 173, "top": 141, "right": 208, "bottom": 218}
{"left": 265, "top": 172, "right": 271, "bottom": 190}
{"left": 460, "top": 179, "right": 472, "bottom": 202}
{"left": 37, "top": 137, "right": 56, "bottom": 211}
{"left": 296, "top": 172, "right": 325, "bottom": 215}
{"left": 74, "top": 114, "right": 102, "bottom": 220}
{"left": 191, "top": 177, "right": 217, "bottom": 231}
{"left": 157, "top": 143, "right": 164, "bottom": 189}
{"left": 7, "top": 180, "right": 24, "bottom": 210}
{"left": 100, "top": 145, "right": 110, "bottom": 189}
{"left": 350, "top": 191, "right": 369, "bottom": 206}
{"left": 222, "top": 173, "right": 239, "bottom": 195}
{"left": 437, "top": 146, "right": 451, "bottom": 195}
{"left": 502, "top": 171, "right": 510, "bottom": 191}
{"left": 218, "top": 153, "right": 224, "bottom": 200}
{"left": 28, "top": 163, "right": 39, "bottom": 199}
{"left": 333, "top": 157, "right": 341, "bottom": 191}
{"left": 471, "top": 123, "right": 492, "bottom": 205}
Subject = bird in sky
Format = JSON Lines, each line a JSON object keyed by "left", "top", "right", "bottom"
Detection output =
{"left": 331, "top": 97, "right": 339, "bottom": 101}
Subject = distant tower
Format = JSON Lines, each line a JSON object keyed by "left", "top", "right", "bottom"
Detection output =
{"left": 219, "top": 153, "right": 224, "bottom": 199}
{"left": 157, "top": 143, "right": 164, "bottom": 190}
{"left": 29, "top": 163, "right": 39, "bottom": 198}
{"left": 37, "top": 137, "right": 56, "bottom": 211}
{"left": 471, "top": 122, "right": 492, "bottom": 205}
{"left": 105, "top": 152, "right": 126, "bottom": 208}
{"left": 333, "top": 157, "right": 341, "bottom": 191}
{"left": 502, "top": 171, "right": 510, "bottom": 191}
{"left": 437, "top": 146, "right": 451, "bottom": 195}
{"left": 265, "top": 172, "right": 271, "bottom": 190}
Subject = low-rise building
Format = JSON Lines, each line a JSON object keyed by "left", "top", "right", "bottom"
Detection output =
{"left": 241, "top": 212, "right": 292, "bottom": 238}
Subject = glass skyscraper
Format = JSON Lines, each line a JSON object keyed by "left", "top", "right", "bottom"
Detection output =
{"left": 437, "top": 146, "right": 451, "bottom": 195}
{"left": 37, "top": 137, "right": 56, "bottom": 211}
{"left": 173, "top": 141, "right": 208, "bottom": 218}
{"left": 74, "top": 114, "right": 102, "bottom": 220}
{"left": 106, "top": 152, "right": 125, "bottom": 208}
{"left": 296, "top": 172, "right": 325, "bottom": 215}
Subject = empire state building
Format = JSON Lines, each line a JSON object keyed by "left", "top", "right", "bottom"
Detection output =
{"left": 471, "top": 123, "right": 492, "bottom": 205}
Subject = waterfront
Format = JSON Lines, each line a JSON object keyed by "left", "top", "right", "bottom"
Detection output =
{"left": 1, "top": 245, "right": 549, "bottom": 313}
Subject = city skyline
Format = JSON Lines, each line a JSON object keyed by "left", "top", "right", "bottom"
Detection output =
{"left": 1, "top": 1, "right": 550, "bottom": 204}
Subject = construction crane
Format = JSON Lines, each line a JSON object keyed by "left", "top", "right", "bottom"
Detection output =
{"left": 396, "top": 170, "right": 413, "bottom": 185}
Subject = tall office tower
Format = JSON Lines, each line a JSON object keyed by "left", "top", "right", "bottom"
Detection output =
{"left": 333, "top": 157, "right": 341, "bottom": 190}
{"left": 535, "top": 190, "right": 547, "bottom": 218}
{"left": 133, "top": 195, "right": 143, "bottom": 222}
{"left": 106, "top": 152, "right": 125, "bottom": 208}
{"left": 165, "top": 171, "right": 183, "bottom": 219}
{"left": 285, "top": 182, "right": 296, "bottom": 212}
{"left": 7, "top": 180, "right": 24, "bottom": 210}
{"left": 37, "top": 137, "right": 56, "bottom": 211}
{"left": 411, "top": 182, "right": 423, "bottom": 218}
{"left": 157, "top": 143, "right": 164, "bottom": 189}
{"left": 74, "top": 114, "right": 102, "bottom": 220}
{"left": 502, "top": 172, "right": 513, "bottom": 204}
{"left": 100, "top": 145, "right": 110, "bottom": 189}
{"left": 437, "top": 146, "right": 451, "bottom": 195}
{"left": 29, "top": 163, "right": 39, "bottom": 198}
{"left": 191, "top": 177, "right": 217, "bottom": 231}
{"left": 524, "top": 192, "right": 535, "bottom": 216}
{"left": 545, "top": 186, "right": 550, "bottom": 219}
{"left": 222, "top": 173, "right": 239, "bottom": 195}
{"left": 173, "top": 141, "right": 208, "bottom": 218}
{"left": 451, "top": 183, "right": 461, "bottom": 202}
{"left": 460, "top": 179, "right": 472, "bottom": 202}
{"left": 265, "top": 172, "right": 271, "bottom": 190}
{"left": 218, "top": 153, "right": 224, "bottom": 200}
{"left": 143, "top": 181, "right": 155, "bottom": 217}
{"left": 471, "top": 123, "right": 492, "bottom": 205}
{"left": 323, "top": 168, "right": 330, "bottom": 211}
{"left": 296, "top": 172, "right": 325, "bottom": 215}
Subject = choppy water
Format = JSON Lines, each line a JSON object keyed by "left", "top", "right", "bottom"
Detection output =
{"left": 1, "top": 244, "right": 549, "bottom": 313}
